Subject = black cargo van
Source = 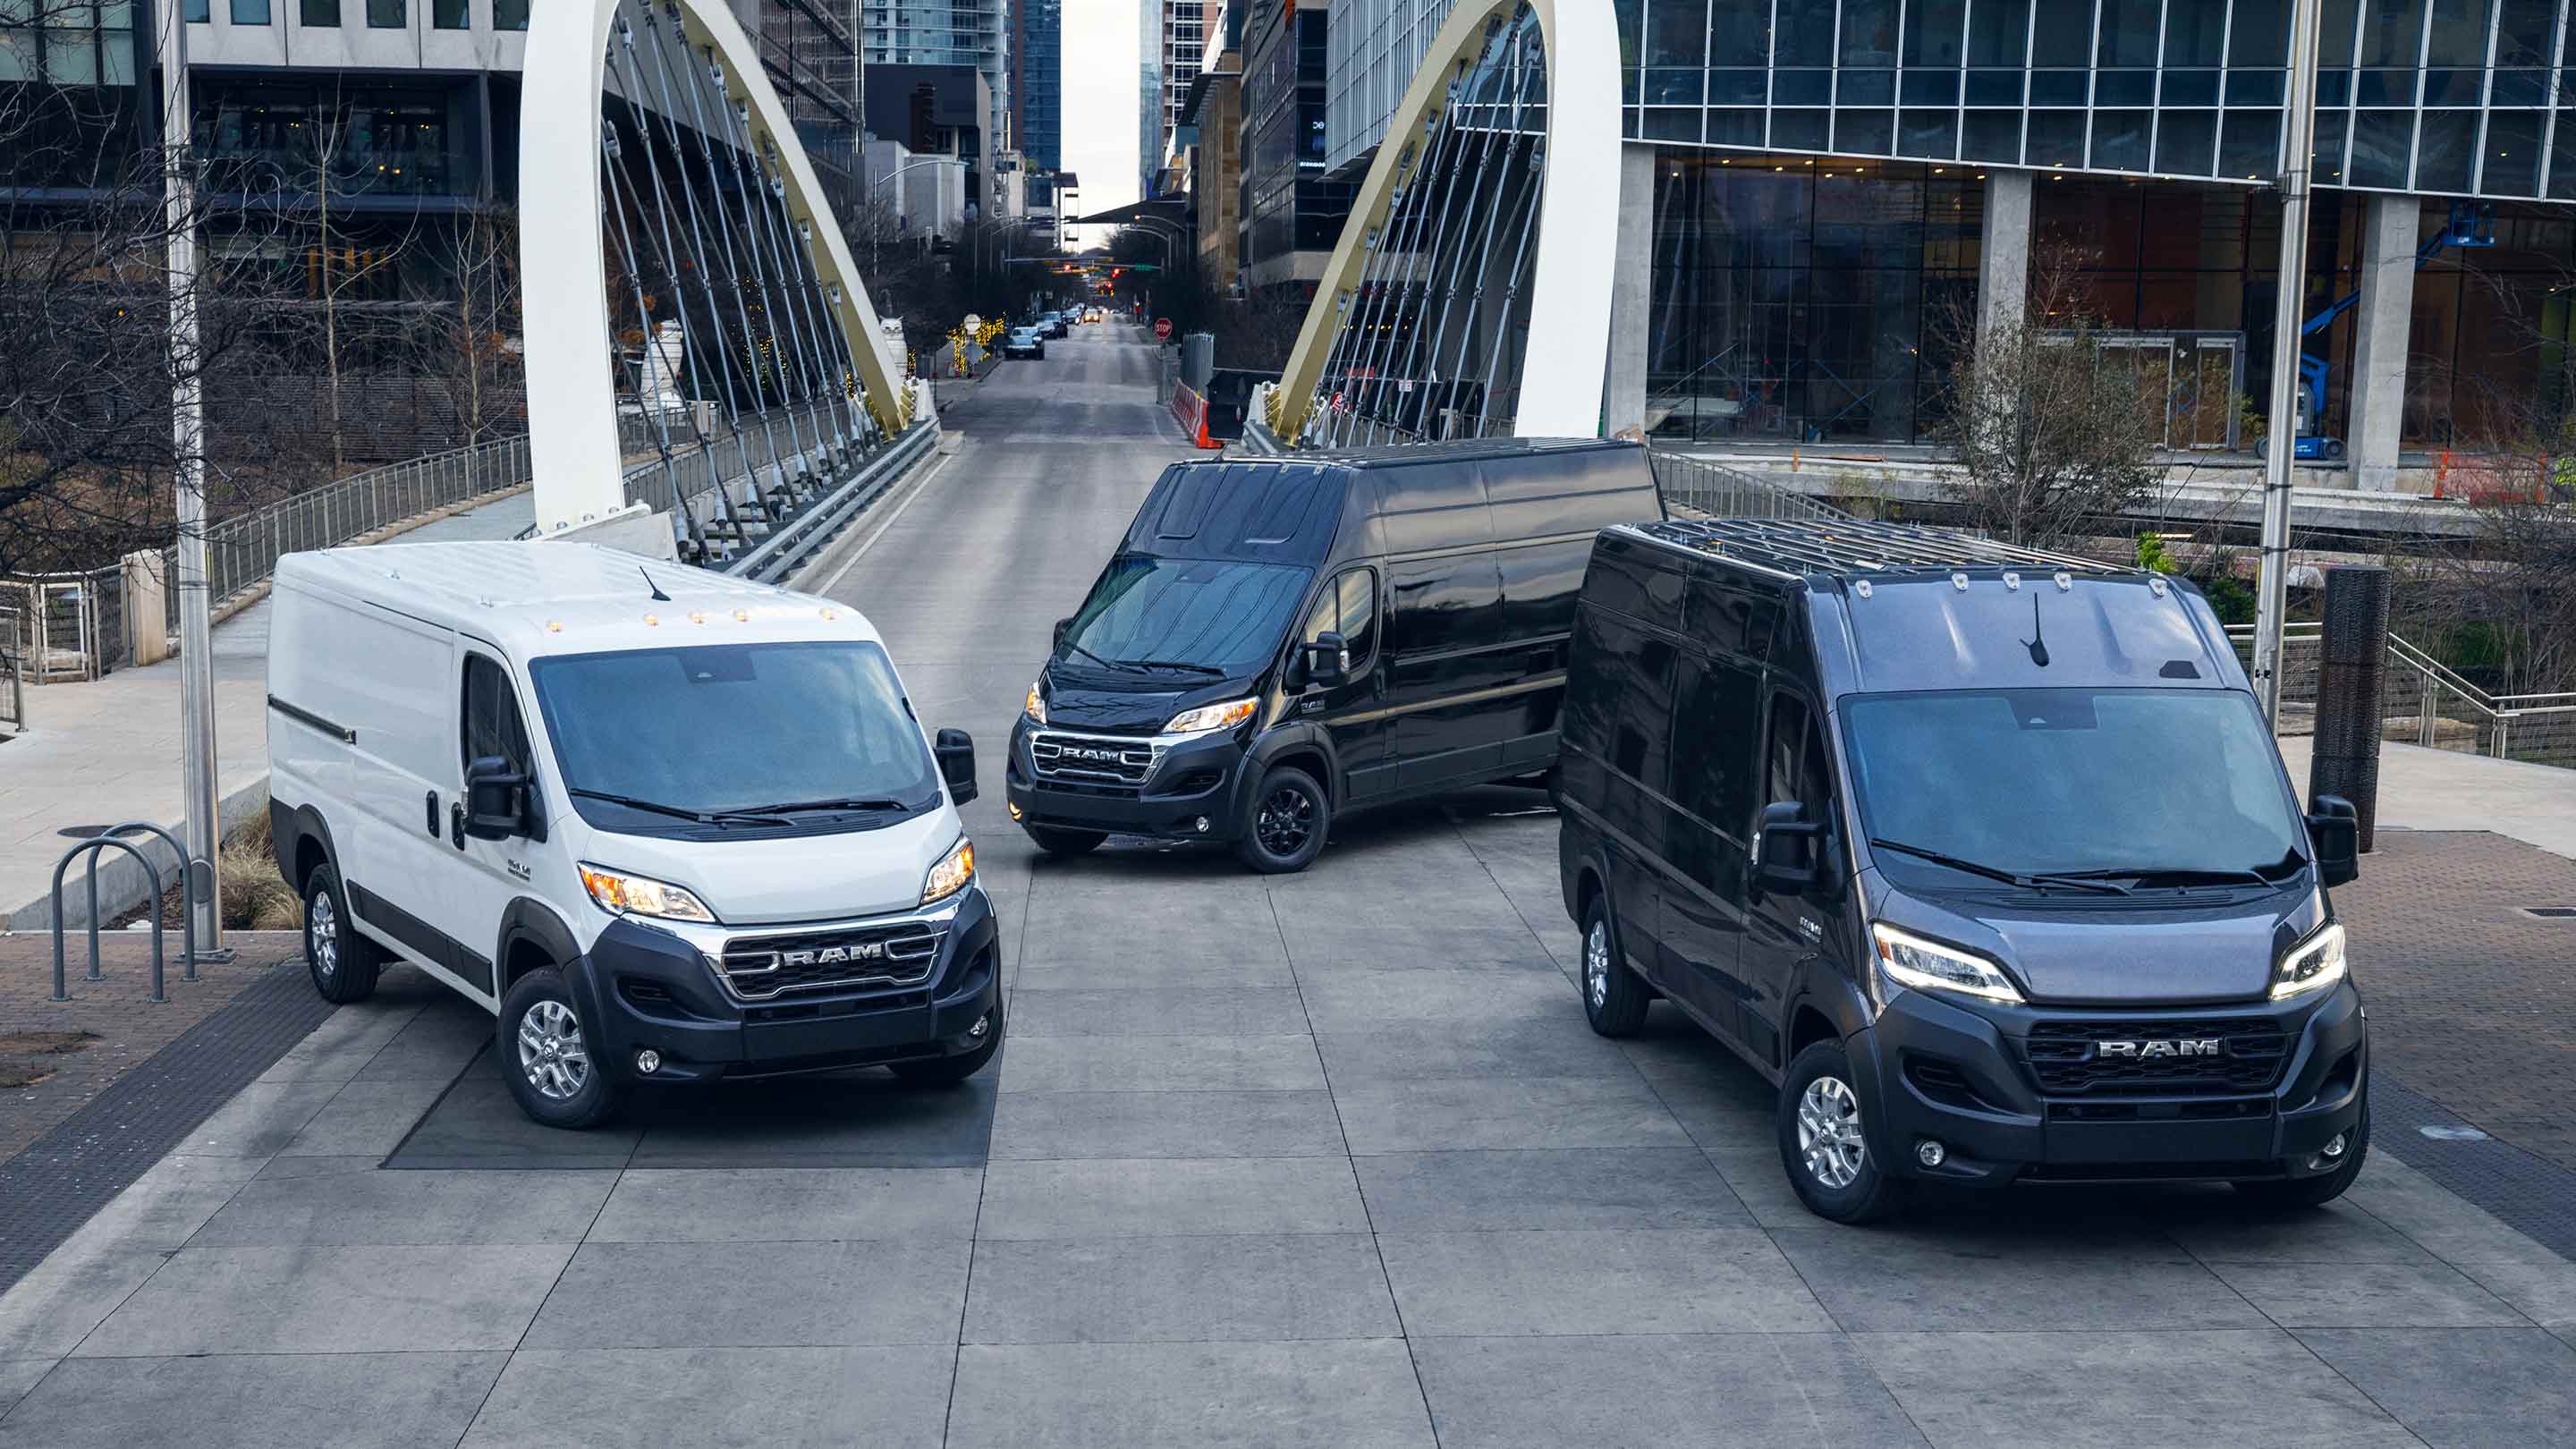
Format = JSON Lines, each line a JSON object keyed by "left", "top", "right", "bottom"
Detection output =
{"left": 1555, "top": 517, "right": 2368, "bottom": 1223}
{"left": 1009, "top": 439, "right": 1663, "bottom": 871}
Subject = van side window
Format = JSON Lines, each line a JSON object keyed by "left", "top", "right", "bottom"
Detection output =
{"left": 1766, "top": 691, "right": 1836, "bottom": 828}
{"left": 462, "top": 654, "right": 532, "bottom": 774}
{"left": 1673, "top": 653, "right": 1759, "bottom": 834}
{"left": 1303, "top": 567, "right": 1379, "bottom": 670}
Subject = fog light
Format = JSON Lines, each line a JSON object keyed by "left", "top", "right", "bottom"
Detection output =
{"left": 2320, "top": 1131, "right": 2348, "bottom": 1160}
{"left": 1916, "top": 1140, "right": 1946, "bottom": 1168}
{"left": 1008, "top": 801, "right": 1023, "bottom": 821}
{"left": 969, "top": 1013, "right": 991, "bottom": 1039}
{"left": 1193, "top": 816, "right": 1210, "bottom": 834}
{"left": 634, "top": 1048, "right": 662, "bottom": 1075}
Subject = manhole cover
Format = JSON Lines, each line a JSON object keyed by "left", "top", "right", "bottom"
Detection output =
{"left": 55, "top": 825, "right": 110, "bottom": 839}
{"left": 2520, "top": 906, "right": 2576, "bottom": 920}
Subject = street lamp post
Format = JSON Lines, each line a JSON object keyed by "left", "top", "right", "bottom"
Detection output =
{"left": 869, "top": 157, "right": 968, "bottom": 278}
{"left": 2252, "top": 0, "right": 2325, "bottom": 730}
{"left": 161, "top": 0, "right": 222, "bottom": 957}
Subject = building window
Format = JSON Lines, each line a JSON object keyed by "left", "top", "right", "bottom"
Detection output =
{"left": 301, "top": 0, "right": 339, "bottom": 23}
{"left": 232, "top": 0, "right": 271, "bottom": 23}
{"left": 495, "top": 0, "right": 526, "bottom": 28}
{"left": 368, "top": 0, "right": 402, "bottom": 27}
{"left": 433, "top": 0, "right": 466, "bottom": 27}
{"left": 185, "top": 0, "right": 210, "bottom": 19}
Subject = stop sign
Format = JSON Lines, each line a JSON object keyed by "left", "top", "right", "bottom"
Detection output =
{"left": 1154, "top": 318, "right": 1174, "bottom": 340}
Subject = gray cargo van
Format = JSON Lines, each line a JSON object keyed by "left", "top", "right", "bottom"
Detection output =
{"left": 1009, "top": 439, "right": 1664, "bottom": 870}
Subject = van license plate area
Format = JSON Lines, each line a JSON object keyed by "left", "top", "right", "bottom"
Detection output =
{"left": 2043, "top": 1114, "right": 2274, "bottom": 1165}
{"left": 746, "top": 1001, "right": 936, "bottom": 1061}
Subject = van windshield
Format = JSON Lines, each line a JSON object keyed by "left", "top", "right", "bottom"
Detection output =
{"left": 530, "top": 641, "right": 938, "bottom": 830}
{"left": 1841, "top": 688, "right": 2309, "bottom": 886}
{"left": 1060, "top": 555, "right": 1312, "bottom": 676}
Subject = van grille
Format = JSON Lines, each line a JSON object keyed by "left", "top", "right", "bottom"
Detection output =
{"left": 718, "top": 924, "right": 942, "bottom": 1000}
{"left": 1030, "top": 731, "right": 1160, "bottom": 793}
{"left": 2021, "top": 1020, "right": 2289, "bottom": 1097}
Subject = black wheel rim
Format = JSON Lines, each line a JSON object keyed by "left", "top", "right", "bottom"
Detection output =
{"left": 1255, "top": 784, "right": 1316, "bottom": 857}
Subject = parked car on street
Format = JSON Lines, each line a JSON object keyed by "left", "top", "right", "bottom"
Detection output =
{"left": 1003, "top": 326, "right": 1046, "bottom": 360}
{"left": 1010, "top": 439, "right": 1663, "bottom": 871}
{"left": 1555, "top": 517, "right": 2368, "bottom": 1222}
{"left": 267, "top": 542, "right": 1001, "bottom": 1129}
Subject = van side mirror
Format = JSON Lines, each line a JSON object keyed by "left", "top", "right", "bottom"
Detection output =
{"left": 1052, "top": 617, "right": 1072, "bottom": 652}
{"left": 1301, "top": 631, "right": 1350, "bottom": 687}
{"left": 936, "top": 728, "right": 979, "bottom": 805}
{"left": 1753, "top": 800, "right": 1823, "bottom": 897}
{"left": 2306, "top": 793, "right": 2360, "bottom": 888}
{"left": 463, "top": 756, "right": 531, "bottom": 841}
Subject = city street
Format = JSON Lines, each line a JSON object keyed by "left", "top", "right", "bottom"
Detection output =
{"left": 3, "top": 326, "right": 2573, "bottom": 1447}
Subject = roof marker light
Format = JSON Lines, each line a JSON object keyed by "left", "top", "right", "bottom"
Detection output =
{"left": 1853, "top": 579, "right": 1874, "bottom": 599}
{"left": 643, "top": 614, "right": 659, "bottom": 626}
{"left": 2055, "top": 572, "right": 2073, "bottom": 591}
{"left": 689, "top": 611, "right": 706, "bottom": 624}
{"left": 2003, "top": 572, "right": 2021, "bottom": 591}
{"left": 547, "top": 621, "right": 564, "bottom": 633}
{"left": 820, "top": 608, "right": 839, "bottom": 620}
{"left": 2148, "top": 576, "right": 2171, "bottom": 597}
{"left": 734, "top": 609, "right": 751, "bottom": 623}
{"left": 1951, "top": 572, "right": 1970, "bottom": 591}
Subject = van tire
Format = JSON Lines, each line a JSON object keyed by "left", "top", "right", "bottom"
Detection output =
{"left": 1023, "top": 824, "right": 1107, "bottom": 856}
{"left": 1235, "top": 766, "right": 1330, "bottom": 873}
{"left": 301, "top": 864, "right": 381, "bottom": 1004}
{"left": 1778, "top": 1039, "right": 1911, "bottom": 1224}
{"left": 2235, "top": 1093, "right": 2369, "bottom": 1209}
{"left": 890, "top": 996, "right": 1004, "bottom": 1085}
{"left": 498, "top": 968, "right": 625, "bottom": 1131}
{"left": 1580, "top": 897, "right": 1650, "bottom": 1037}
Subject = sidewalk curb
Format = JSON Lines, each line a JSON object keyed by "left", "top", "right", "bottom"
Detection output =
{"left": 3, "top": 778, "right": 274, "bottom": 935}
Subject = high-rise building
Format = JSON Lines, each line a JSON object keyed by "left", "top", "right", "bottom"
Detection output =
{"left": 1138, "top": 0, "right": 1205, "bottom": 195}
{"left": 1322, "top": 0, "right": 1450, "bottom": 176}
{"left": 862, "top": 0, "right": 1013, "bottom": 201}
{"left": 1238, "top": 0, "right": 1351, "bottom": 296}
{"left": 1013, "top": 0, "right": 1061, "bottom": 208}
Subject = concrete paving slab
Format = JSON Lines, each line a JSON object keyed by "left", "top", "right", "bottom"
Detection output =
{"left": 1007, "top": 986, "right": 1309, "bottom": 1037}
{"left": 41, "top": 1154, "right": 263, "bottom": 1256}
{"left": 989, "top": 1089, "right": 1347, "bottom": 1159}
{"left": 348, "top": 1001, "right": 497, "bottom": 1083}
{"left": 1769, "top": 1227, "right": 2268, "bottom": 1333}
{"left": 962, "top": 1233, "right": 1400, "bottom": 1343}
{"left": 176, "top": 1080, "right": 343, "bottom": 1158}
{"left": 0, "top": 1357, "right": 52, "bottom": 1419}
{"left": 1854, "top": 1329, "right": 2423, "bottom": 1448}
{"left": 977, "top": 1157, "right": 1369, "bottom": 1239}
{"left": 624, "top": 1072, "right": 1001, "bottom": 1168}
{"left": 2294, "top": 1327, "right": 2576, "bottom": 1448}
{"left": 1352, "top": 1148, "right": 1754, "bottom": 1233}
{"left": 0, "top": 1351, "right": 506, "bottom": 1449}
{"left": 524, "top": 1238, "right": 972, "bottom": 1349}
{"left": 1330, "top": 1073, "right": 1692, "bottom": 1154}
{"left": 2205, "top": 1260, "right": 2533, "bottom": 1328}
{"left": 0, "top": 1248, "right": 169, "bottom": 1358}
{"left": 2454, "top": 1257, "right": 2576, "bottom": 1331}
{"left": 275, "top": 1076, "right": 459, "bottom": 1157}
{"left": 462, "top": 1345, "right": 957, "bottom": 1449}
{"left": 585, "top": 1166, "right": 986, "bottom": 1243}
{"left": 72, "top": 1243, "right": 572, "bottom": 1355}
{"left": 1293, "top": 969, "right": 1582, "bottom": 1031}
{"left": 998, "top": 1034, "right": 1326, "bottom": 1092}
{"left": 1278, "top": 921, "right": 1562, "bottom": 972}
{"left": 1012, "top": 953, "right": 1301, "bottom": 991}
{"left": 378, "top": 1064, "right": 642, "bottom": 1171}
{"left": 1410, "top": 1333, "right": 1928, "bottom": 1449}
{"left": 1377, "top": 1227, "right": 1834, "bottom": 1337}
{"left": 185, "top": 1167, "right": 614, "bottom": 1246}
{"left": 1314, "top": 1020, "right": 1638, "bottom": 1084}
{"left": 251, "top": 993, "right": 428, "bottom": 1085}
{"left": 2162, "top": 1198, "right": 2438, "bottom": 1264}
{"left": 945, "top": 1340, "right": 1436, "bottom": 1449}
{"left": 2348, "top": 1157, "right": 2570, "bottom": 1267}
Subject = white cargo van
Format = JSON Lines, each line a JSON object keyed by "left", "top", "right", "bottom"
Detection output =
{"left": 267, "top": 541, "right": 1000, "bottom": 1128}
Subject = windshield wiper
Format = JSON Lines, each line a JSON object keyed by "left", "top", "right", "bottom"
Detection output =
{"left": 2047, "top": 865, "right": 2274, "bottom": 887}
{"left": 1868, "top": 838, "right": 2131, "bottom": 895}
{"left": 732, "top": 796, "right": 917, "bottom": 816}
{"left": 1058, "top": 638, "right": 1123, "bottom": 671}
{"left": 568, "top": 788, "right": 793, "bottom": 828}
{"left": 1121, "top": 658, "right": 1227, "bottom": 677}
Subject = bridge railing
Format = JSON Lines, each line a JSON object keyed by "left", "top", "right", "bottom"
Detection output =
{"left": 618, "top": 396, "right": 889, "bottom": 565}
{"left": 2228, "top": 621, "right": 2576, "bottom": 767}
{"left": 1648, "top": 449, "right": 1853, "bottom": 524}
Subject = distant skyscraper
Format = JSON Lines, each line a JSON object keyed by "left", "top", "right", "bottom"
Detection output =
{"left": 1014, "top": 0, "right": 1062, "bottom": 206}
{"left": 1140, "top": 0, "right": 1205, "bottom": 194}
{"left": 864, "top": 0, "right": 1013, "bottom": 176}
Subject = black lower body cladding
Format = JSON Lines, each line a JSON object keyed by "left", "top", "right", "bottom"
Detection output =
{"left": 569, "top": 888, "right": 1002, "bottom": 1085}
{"left": 1853, "top": 979, "right": 2369, "bottom": 1185}
{"left": 1004, "top": 718, "right": 1256, "bottom": 844}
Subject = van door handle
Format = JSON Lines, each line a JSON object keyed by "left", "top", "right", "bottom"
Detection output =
{"left": 425, "top": 792, "right": 440, "bottom": 838}
{"left": 449, "top": 801, "right": 467, "bottom": 850}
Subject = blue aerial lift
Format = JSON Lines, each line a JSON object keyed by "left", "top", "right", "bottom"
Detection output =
{"left": 2267, "top": 201, "right": 2495, "bottom": 461}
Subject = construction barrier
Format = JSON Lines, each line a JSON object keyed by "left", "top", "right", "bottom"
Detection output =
{"left": 1171, "top": 381, "right": 1221, "bottom": 450}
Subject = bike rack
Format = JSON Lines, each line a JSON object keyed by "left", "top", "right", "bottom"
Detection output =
{"left": 47, "top": 820, "right": 208, "bottom": 1004}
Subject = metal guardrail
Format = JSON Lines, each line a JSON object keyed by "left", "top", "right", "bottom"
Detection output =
{"left": 1647, "top": 449, "right": 1855, "bottom": 523}
{"left": 2228, "top": 621, "right": 2576, "bottom": 767}
{"left": 727, "top": 422, "right": 939, "bottom": 586}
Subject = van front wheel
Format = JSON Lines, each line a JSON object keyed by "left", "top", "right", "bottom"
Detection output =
{"left": 499, "top": 968, "right": 625, "bottom": 1130}
{"left": 1778, "top": 1040, "right": 1911, "bottom": 1224}
{"left": 301, "top": 864, "right": 381, "bottom": 1004}
{"left": 1235, "top": 766, "right": 1330, "bottom": 873}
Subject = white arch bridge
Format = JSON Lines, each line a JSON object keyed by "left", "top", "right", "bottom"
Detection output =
{"left": 517, "top": 0, "right": 930, "bottom": 577}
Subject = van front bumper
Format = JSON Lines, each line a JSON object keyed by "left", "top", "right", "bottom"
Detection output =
{"left": 1004, "top": 718, "right": 1250, "bottom": 843}
{"left": 570, "top": 886, "right": 1001, "bottom": 1084}
{"left": 1851, "top": 978, "right": 2368, "bottom": 1184}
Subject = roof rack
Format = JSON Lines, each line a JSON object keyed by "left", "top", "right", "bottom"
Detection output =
{"left": 1632, "top": 516, "right": 2131, "bottom": 581}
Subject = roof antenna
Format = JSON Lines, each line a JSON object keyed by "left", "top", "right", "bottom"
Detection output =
{"left": 640, "top": 566, "right": 672, "bottom": 603}
{"left": 2022, "top": 592, "right": 2050, "bottom": 668}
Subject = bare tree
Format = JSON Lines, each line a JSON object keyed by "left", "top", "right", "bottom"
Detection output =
{"left": 1926, "top": 245, "right": 2171, "bottom": 548}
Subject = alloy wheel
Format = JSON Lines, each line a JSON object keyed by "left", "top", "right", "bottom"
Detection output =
{"left": 1796, "top": 1074, "right": 1868, "bottom": 1190}
{"left": 517, "top": 998, "right": 591, "bottom": 1101}
{"left": 1585, "top": 919, "right": 1612, "bottom": 1009}
{"left": 1255, "top": 784, "right": 1315, "bottom": 857}
{"left": 307, "top": 889, "right": 338, "bottom": 980}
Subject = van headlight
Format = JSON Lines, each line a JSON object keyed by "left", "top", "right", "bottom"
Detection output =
{"left": 1164, "top": 697, "right": 1258, "bottom": 735}
{"left": 2270, "top": 922, "right": 2347, "bottom": 1000}
{"left": 1023, "top": 682, "right": 1046, "bottom": 725}
{"left": 1871, "top": 922, "right": 2025, "bottom": 1004}
{"left": 921, "top": 835, "right": 976, "bottom": 905}
{"left": 578, "top": 863, "right": 717, "bottom": 923}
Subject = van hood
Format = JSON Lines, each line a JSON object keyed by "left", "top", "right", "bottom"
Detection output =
{"left": 581, "top": 807, "right": 963, "bottom": 926}
{"left": 1877, "top": 884, "right": 2318, "bottom": 1007}
{"left": 1038, "top": 667, "right": 1255, "bottom": 734}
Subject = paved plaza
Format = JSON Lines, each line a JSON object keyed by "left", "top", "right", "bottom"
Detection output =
{"left": 3, "top": 329, "right": 2573, "bottom": 1446}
